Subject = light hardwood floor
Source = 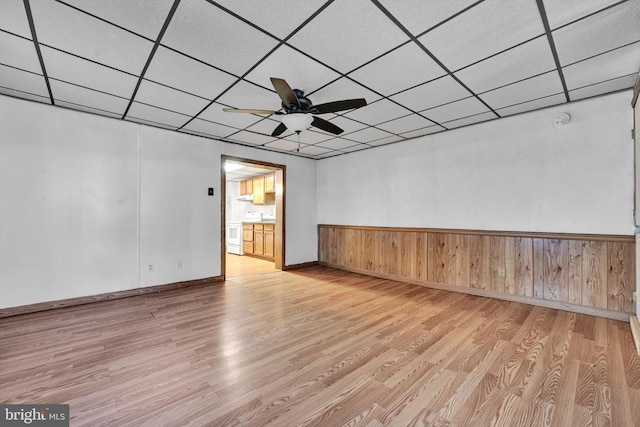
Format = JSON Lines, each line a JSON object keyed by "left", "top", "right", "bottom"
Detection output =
{"left": 1, "top": 266, "right": 639, "bottom": 426}
{"left": 226, "top": 253, "right": 277, "bottom": 278}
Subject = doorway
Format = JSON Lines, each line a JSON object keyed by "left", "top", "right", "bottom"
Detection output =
{"left": 221, "top": 156, "right": 285, "bottom": 279}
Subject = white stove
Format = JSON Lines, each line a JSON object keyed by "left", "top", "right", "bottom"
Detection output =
{"left": 226, "top": 221, "right": 243, "bottom": 255}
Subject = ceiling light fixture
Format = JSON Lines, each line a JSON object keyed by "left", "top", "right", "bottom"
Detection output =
{"left": 224, "top": 162, "right": 244, "bottom": 172}
{"left": 281, "top": 113, "right": 313, "bottom": 133}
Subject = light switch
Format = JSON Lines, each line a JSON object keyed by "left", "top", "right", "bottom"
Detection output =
{"left": 208, "top": 188, "right": 214, "bottom": 196}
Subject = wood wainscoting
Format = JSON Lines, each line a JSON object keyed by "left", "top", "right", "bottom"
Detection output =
{"left": 318, "top": 225, "right": 635, "bottom": 321}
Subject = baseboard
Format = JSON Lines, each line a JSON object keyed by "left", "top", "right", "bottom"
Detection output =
{"left": 0, "top": 276, "right": 224, "bottom": 319}
{"left": 631, "top": 316, "right": 640, "bottom": 356}
{"left": 320, "top": 262, "right": 632, "bottom": 322}
{"left": 283, "top": 261, "right": 319, "bottom": 271}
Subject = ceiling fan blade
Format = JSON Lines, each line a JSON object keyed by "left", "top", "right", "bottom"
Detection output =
{"left": 270, "top": 77, "right": 300, "bottom": 108}
{"left": 271, "top": 122, "right": 287, "bottom": 137}
{"left": 313, "top": 98, "right": 367, "bottom": 114}
{"left": 223, "top": 108, "right": 281, "bottom": 115}
{"left": 311, "top": 116, "right": 343, "bottom": 135}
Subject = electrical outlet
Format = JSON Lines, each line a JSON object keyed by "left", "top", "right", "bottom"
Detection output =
{"left": 497, "top": 267, "right": 506, "bottom": 278}
{"left": 177, "top": 261, "right": 183, "bottom": 270}
{"left": 633, "top": 291, "right": 637, "bottom": 302}
{"left": 147, "top": 263, "right": 154, "bottom": 273}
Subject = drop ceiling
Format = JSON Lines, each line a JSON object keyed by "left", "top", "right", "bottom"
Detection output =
{"left": 1, "top": 0, "right": 639, "bottom": 159}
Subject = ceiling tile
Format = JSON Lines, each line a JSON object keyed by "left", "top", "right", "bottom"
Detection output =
{"left": 321, "top": 115, "right": 368, "bottom": 134}
{"left": 287, "top": 0, "right": 409, "bottom": 73}
{"left": 0, "top": 65, "right": 48, "bottom": 97}
{"left": 348, "top": 42, "right": 447, "bottom": 96}
{"left": 367, "top": 135, "right": 405, "bottom": 147}
{"left": 0, "top": 0, "right": 32, "bottom": 38}
{"left": 562, "top": 42, "right": 640, "bottom": 90}
{"left": 40, "top": 46, "right": 138, "bottom": 98}
{"left": 455, "top": 36, "right": 556, "bottom": 93}
{"left": 496, "top": 93, "right": 566, "bottom": 116}
{"left": 245, "top": 117, "right": 284, "bottom": 136}
{"left": 29, "top": 0, "right": 154, "bottom": 75}
{"left": 0, "top": 88, "right": 49, "bottom": 103}
{"left": 316, "top": 139, "right": 361, "bottom": 150}
{"left": 213, "top": 0, "right": 327, "bottom": 39}
{"left": 420, "top": 0, "right": 545, "bottom": 71}
{"left": 343, "top": 99, "right": 410, "bottom": 125}
{"left": 126, "top": 116, "right": 176, "bottom": 130}
{"left": 421, "top": 97, "right": 491, "bottom": 124}
{"left": 56, "top": 100, "right": 122, "bottom": 119}
{"left": 390, "top": 76, "right": 470, "bottom": 113}
{"left": 376, "top": 0, "right": 481, "bottom": 36}
{"left": 216, "top": 80, "right": 282, "bottom": 113}
{"left": 50, "top": 79, "right": 128, "bottom": 115}
{"left": 126, "top": 102, "right": 190, "bottom": 128}
{"left": 134, "top": 80, "right": 211, "bottom": 116}
{"left": 542, "top": 0, "right": 622, "bottom": 30}
{"left": 308, "top": 77, "right": 382, "bottom": 106}
{"left": 61, "top": 0, "right": 175, "bottom": 40}
{"left": 0, "top": 31, "right": 41, "bottom": 73}
{"left": 444, "top": 111, "right": 497, "bottom": 129}
{"left": 144, "top": 46, "right": 237, "bottom": 100}
{"left": 162, "top": 0, "right": 279, "bottom": 76}
{"left": 264, "top": 139, "right": 309, "bottom": 152}
{"left": 553, "top": 1, "right": 640, "bottom": 66}
{"left": 569, "top": 74, "right": 637, "bottom": 101}
{"left": 226, "top": 130, "right": 277, "bottom": 146}
{"left": 342, "top": 127, "right": 395, "bottom": 143}
{"left": 376, "top": 113, "right": 435, "bottom": 134}
{"left": 479, "top": 71, "right": 564, "bottom": 110}
{"left": 296, "top": 145, "right": 333, "bottom": 156}
{"left": 340, "top": 144, "right": 370, "bottom": 153}
{"left": 244, "top": 45, "right": 340, "bottom": 95}
{"left": 400, "top": 125, "right": 445, "bottom": 139}
{"left": 181, "top": 117, "right": 237, "bottom": 138}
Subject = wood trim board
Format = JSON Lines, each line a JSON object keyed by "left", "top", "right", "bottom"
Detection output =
{"left": 0, "top": 276, "right": 223, "bottom": 319}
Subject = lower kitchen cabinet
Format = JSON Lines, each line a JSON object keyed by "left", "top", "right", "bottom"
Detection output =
{"left": 242, "top": 223, "right": 275, "bottom": 261}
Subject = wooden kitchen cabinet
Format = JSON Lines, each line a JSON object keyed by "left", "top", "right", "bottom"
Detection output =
{"left": 240, "top": 178, "right": 253, "bottom": 196}
{"left": 263, "top": 224, "right": 274, "bottom": 258}
{"left": 242, "top": 224, "right": 254, "bottom": 255}
{"left": 252, "top": 176, "right": 265, "bottom": 205}
{"left": 242, "top": 223, "right": 275, "bottom": 261}
{"left": 264, "top": 173, "right": 275, "bottom": 192}
{"left": 254, "top": 224, "right": 264, "bottom": 255}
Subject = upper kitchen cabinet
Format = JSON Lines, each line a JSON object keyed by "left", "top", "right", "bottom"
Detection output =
{"left": 240, "top": 173, "right": 276, "bottom": 205}
{"left": 240, "top": 178, "right": 253, "bottom": 196}
{"left": 252, "top": 175, "right": 265, "bottom": 205}
{"left": 265, "top": 173, "right": 275, "bottom": 193}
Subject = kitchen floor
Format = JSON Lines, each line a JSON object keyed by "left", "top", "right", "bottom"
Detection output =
{"left": 225, "top": 253, "right": 276, "bottom": 278}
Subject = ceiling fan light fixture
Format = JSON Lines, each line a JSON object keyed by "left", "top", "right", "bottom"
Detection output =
{"left": 281, "top": 113, "right": 313, "bottom": 133}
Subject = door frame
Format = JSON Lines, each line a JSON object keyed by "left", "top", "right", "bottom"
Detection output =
{"left": 221, "top": 155, "right": 286, "bottom": 279}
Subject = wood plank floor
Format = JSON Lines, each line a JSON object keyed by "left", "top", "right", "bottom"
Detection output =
{"left": 1, "top": 266, "right": 639, "bottom": 426}
{"left": 225, "top": 253, "right": 276, "bottom": 278}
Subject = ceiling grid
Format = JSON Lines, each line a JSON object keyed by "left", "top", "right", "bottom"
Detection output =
{"left": 0, "top": 0, "right": 638, "bottom": 159}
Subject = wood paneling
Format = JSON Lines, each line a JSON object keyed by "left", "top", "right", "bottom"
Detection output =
{"left": 583, "top": 241, "right": 608, "bottom": 309}
{"left": 318, "top": 225, "right": 635, "bottom": 318}
{"left": 608, "top": 242, "right": 635, "bottom": 313}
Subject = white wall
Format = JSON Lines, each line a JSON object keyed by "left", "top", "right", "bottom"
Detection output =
{"left": 0, "top": 95, "right": 317, "bottom": 308}
{"left": 318, "top": 91, "right": 635, "bottom": 236}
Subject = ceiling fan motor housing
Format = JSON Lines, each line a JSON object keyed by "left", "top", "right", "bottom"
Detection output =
{"left": 284, "top": 89, "right": 316, "bottom": 113}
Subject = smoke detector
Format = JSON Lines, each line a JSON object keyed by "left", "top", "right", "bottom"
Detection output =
{"left": 554, "top": 112, "right": 571, "bottom": 127}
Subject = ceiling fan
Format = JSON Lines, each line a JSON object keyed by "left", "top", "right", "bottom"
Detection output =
{"left": 223, "top": 77, "right": 367, "bottom": 137}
